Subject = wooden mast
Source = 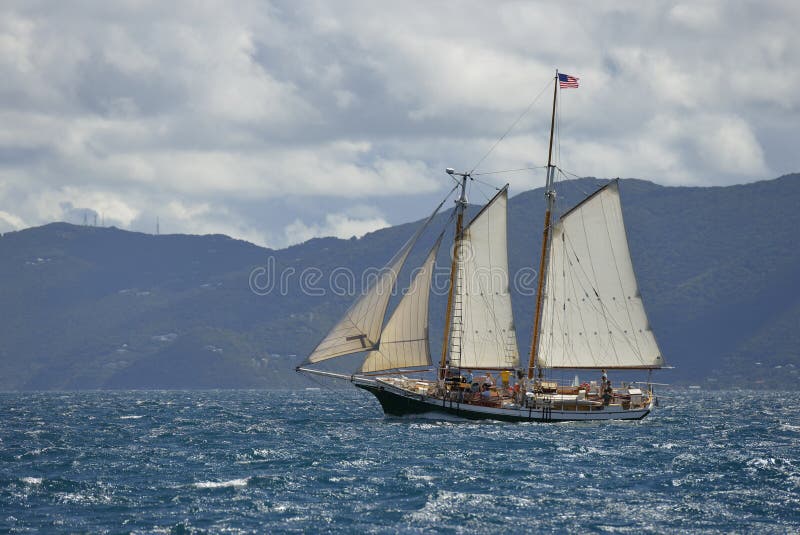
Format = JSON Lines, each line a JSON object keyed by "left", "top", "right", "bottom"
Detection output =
{"left": 439, "top": 171, "right": 469, "bottom": 380}
{"left": 527, "top": 70, "right": 559, "bottom": 380}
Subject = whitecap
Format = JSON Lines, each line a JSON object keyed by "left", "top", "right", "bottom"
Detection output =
{"left": 653, "top": 442, "right": 679, "bottom": 450}
{"left": 192, "top": 477, "right": 250, "bottom": 489}
{"left": 747, "top": 457, "right": 776, "bottom": 469}
{"left": 21, "top": 477, "right": 42, "bottom": 485}
{"left": 329, "top": 476, "right": 357, "bottom": 483}
{"left": 120, "top": 415, "right": 144, "bottom": 420}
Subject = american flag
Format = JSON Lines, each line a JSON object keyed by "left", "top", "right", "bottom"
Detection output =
{"left": 558, "top": 73, "right": 579, "bottom": 88}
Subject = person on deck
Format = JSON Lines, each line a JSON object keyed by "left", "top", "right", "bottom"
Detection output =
{"left": 500, "top": 369, "right": 511, "bottom": 391}
{"left": 484, "top": 372, "right": 494, "bottom": 387}
{"left": 603, "top": 379, "right": 613, "bottom": 405}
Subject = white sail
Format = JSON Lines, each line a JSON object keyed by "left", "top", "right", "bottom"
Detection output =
{"left": 536, "top": 181, "right": 664, "bottom": 369}
{"left": 361, "top": 236, "right": 442, "bottom": 373}
{"left": 450, "top": 188, "right": 519, "bottom": 370}
{"left": 306, "top": 208, "right": 441, "bottom": 364}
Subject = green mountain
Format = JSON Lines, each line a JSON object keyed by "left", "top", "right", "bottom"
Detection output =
{"left": 0, "top": 175, "right": 798, "bottom": 390}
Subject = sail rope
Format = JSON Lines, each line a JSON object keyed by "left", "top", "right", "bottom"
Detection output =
{"left": 468, "top": 179, "right": 495, "bottom": 204}
{"left": 564, "top": 232, "right": 626, "bottom": 359}
{"left": 468, "top": 78, "right": 553, "bottom": 175}
{"left": 473, "top": 166, "right": 547, "bottom": 177}
{"left": 561, "top": 230, "right": 646, "bottom": 365}
{"left": 463, "top": 229, "right": 517, "bottom": 369}
{"left": 564, "top": 227, "right": 598, "bottom": 366}
{"left": 597, "top": 190, "right": 646, "bottom": 361}
{"left": 555, "top": 87, "right": 562, "bottom": 175}
{"left": 575, "top": 202, "right": 620, "bottom": 365}
{"left": 556, "top": 168, "right": 597, "bottom": 199}
{"left": 302, "top": 367, "right": 350, "bottom": 398}
{"left": 450, "top": 191, "right": 518, "bottom": 370}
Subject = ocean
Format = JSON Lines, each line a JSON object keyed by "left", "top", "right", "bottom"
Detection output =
{"left": 1, "top": 389, "right": 798, "bottom": 533}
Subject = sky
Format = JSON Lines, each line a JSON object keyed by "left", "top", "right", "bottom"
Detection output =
{"left": 0, "top": 1, "right": 798, "bottom": 248}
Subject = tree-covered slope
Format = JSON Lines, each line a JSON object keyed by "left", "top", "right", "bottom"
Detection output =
{"left": 0, "top": 174, "right": 798, "bottom": 390}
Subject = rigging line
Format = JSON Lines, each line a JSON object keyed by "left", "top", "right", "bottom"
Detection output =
{"left": 555, "top": 91, "right": 561, "bottom": 172}
{"left": 556, "top": 165, "right": 605, "bottom": 199}
{"left": 562, "top": 230, "right": 625, "bottom": 335}
{"left": 598, "top": 191, "right": 645, "bottom": 361}
{"left": 472, "top": 166, "right": 547, "bottom": 176}
{"left": 565, "top": 206, "right": 637, "bottom": 360}
{"left": 562, "top": 231, "right": 640, "bottom": 363}
{"left": 472, "top": 177, "right": 502, "bottom": 193}
{"left": 557, "top": 232, "right": 578, "bottom": 368}
{"left": 470, "top": 180, "right": 494, "bottom": 204}
{"left": 557, "top": 234, "right": 578, "bottom": 367}
{"left": 468, "top": 78, "right": 553, "bottom": 175}
{"left": 555, "top": 167, "right": 599, "bottom": 207}
{"left": 459, "top": 199, "right": 516, "bottom": 368}
{"left": 565, "top": 231, "right": 598, "bottom": 366}
{"left": 303, "top": 366, "right": 348, "bottom": 397}
{"left": 446, "top": 173, "right": 462, "bottom": 188}
{"left": 443, "top": 181, "right": 461, "bottom": 201}
{"left": 557, "top": 166, "right": 583, "bottom": 179}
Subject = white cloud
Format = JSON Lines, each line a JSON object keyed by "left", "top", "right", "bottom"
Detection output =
{"left": 694, "top": 115, "right": 767, "bottom": 176}
{"left": 668, "top": 3, "right": 720, "bottom": 30}
{"left": 0, "top": 0, "right": 798, "bottom": 247}
{"left": 0, "top": 210, "right": 27, "bottom": 232}
{"left": 284, "top": 212, "right": 390, "bottom": 244}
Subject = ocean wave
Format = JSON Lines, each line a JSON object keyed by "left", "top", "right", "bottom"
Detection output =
{"left": 192, "top": 477, "right": 250, "bottom": 489}
{"left": 1, "top": 389, "right": 799, "bottom": 533}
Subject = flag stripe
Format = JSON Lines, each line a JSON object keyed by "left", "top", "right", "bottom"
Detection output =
{"left": 558, "top": 73, "right": 579, "bottom": 89}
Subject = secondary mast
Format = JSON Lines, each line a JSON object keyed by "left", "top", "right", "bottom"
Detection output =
{"left": 527, "top": 70, "right": 559, "bottom": 381}
{"left": 438, "top": 168, "right": 469, "bottom": 380}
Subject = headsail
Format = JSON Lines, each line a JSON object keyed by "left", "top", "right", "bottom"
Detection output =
{"left": 361, "top": 234, "right": 443, "bottom": 373}
{"left": 450, "top": 187, "right": 519, "bottom": 370}
{"left": 536, "top": 180, "right": 664, "bottom": 369}
{"left": 305, "top": 204, "right": 442, "bottom": 364}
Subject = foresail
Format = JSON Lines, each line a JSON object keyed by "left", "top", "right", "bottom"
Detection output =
{"left": 305, "top": 206, "right": 441, "bottom": 365}
{"left": 451, "top": 188, "right": 520, "bottom": 370}
{"left": 361, "top": 235, "right": 442, "bottom": 373}
{"left": 536, "top": 181, "right": 664, "bottom": 369}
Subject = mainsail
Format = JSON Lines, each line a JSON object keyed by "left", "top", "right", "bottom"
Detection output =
{"left": 450, "top": 188, "right": 519, "bottom": 370}
{"left": 361, "top": 235, "right": 443, "bottom": 373}
{"left": 305, "top": 205, "right": 442, "bottom": 364}
{"left": 536, "top": 180, "right": 664, "bottom": 369}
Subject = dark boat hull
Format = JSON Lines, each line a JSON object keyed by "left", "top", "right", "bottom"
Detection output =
{"left": 355, "top": 380, "right": 651, "bottom": 423}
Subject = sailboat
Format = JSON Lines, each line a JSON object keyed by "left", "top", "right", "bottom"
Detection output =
{"left": 297, "top": 71, "right": 664, "bottom": 422}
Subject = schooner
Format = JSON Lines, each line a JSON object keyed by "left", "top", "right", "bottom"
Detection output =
{"left": 297, "top": 71, "right": 664, "bottom": 422}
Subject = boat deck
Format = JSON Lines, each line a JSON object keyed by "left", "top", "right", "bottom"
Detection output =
{"left": 374, "top": 376, "right": 652, "bottom": 413}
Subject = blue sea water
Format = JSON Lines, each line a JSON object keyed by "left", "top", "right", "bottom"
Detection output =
{"left": 1, "top": 389, "right": 798, "bottom": 533}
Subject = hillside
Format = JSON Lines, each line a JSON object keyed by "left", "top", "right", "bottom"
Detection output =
{"left": 0, "top": 175, "right": 798, "bottom": 390}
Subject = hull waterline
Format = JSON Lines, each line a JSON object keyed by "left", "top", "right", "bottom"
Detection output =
{"left": 354, "top": 378, "right": 652, "bottom": 423}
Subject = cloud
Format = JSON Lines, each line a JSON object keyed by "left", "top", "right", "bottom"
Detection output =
{"left": 0, "top": 0, "right": 798, "bottom": 247}
{"left": 668, "top": 3, "right": 720, "bottom": 30}
{"left": 284, "top": 211, "right": 390, "bottom": 244}
{"left": 0, "top": 210, "right": 27, "bottom": 233}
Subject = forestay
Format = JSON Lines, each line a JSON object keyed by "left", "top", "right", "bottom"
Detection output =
{"left": 452, "top": 188, "right": 520, "bottom": 370}
{"left": 361, "top": 235, "right": 442, "bottom": 373}
{"left": 536, "top": 181, "right": 664, "bottom": 369}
